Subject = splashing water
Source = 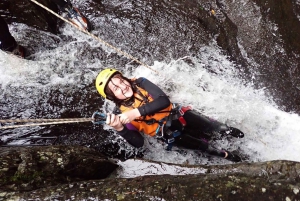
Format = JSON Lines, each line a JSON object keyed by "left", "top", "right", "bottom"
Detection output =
{"left": 1, "top": 18, "right": 300, "bottom": 168}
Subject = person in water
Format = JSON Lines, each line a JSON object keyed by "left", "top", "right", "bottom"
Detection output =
{"left": 51, "top": 0, "right": 92, "bottom": 31}
{"left": 95, "top": 68, "right": 245, "bottom": 162}
{"left": 0, "top": 16, "right": 26, "bottom": 58}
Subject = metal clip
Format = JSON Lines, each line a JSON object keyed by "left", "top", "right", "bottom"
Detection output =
{"left": 155, "top": 123, "right": 164, "bottom": 138}
{"left": 92, "top": 112, "right": 106, "bottom": 125}
{"left": 178, "top": 105, "right": 192, "bottom": 116}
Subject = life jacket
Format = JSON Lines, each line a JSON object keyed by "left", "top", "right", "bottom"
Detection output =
{"left": 119, "top": 85, "right": 173, "bottom": 136}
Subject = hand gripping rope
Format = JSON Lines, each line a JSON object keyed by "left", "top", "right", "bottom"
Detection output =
{"left": 0, "top": 112, "right": 107, "bottom": 146}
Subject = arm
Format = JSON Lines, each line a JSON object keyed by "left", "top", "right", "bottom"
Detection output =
{"left": 106, "top": 113, "right": 144, "bottom": 148}
{"left": 117, "top": 124, "right": 144, "bottom": 148}
{"left": 118, "top": 77, "right": 171, "bottom": 124}
{"left": 135, "top": 77, "right": 171, "bottom": 116}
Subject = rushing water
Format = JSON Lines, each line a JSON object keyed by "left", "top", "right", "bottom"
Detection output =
{"left": 1, "top": 4, "right": 300, "bottom": 167}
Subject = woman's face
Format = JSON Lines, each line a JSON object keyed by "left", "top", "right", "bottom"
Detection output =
{"left": 107, "top": 75, "right": 133, "bottom": 100}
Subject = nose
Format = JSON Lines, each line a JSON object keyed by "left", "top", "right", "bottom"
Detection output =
{"left": 119, "top": 82, "right": 127, "bottom": 90}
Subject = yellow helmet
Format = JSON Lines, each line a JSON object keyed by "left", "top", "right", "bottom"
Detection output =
{"left": 95, "top": 68, "right": 121, "bottom": 98}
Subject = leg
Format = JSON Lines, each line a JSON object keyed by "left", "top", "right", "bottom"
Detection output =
{"left": 183, "top": 110, "right": 244, "bottom": 138}
{"left": 183, "top": 110, "right": 223, "bottom": 131}
{"left": 175, "top": 133, "right": 241, "bottom": 162}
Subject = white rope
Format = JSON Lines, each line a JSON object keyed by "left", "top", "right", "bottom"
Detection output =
{"left": 0, "top": 118, "right": 94, "bottom": 129}
{"left": 0, "top": 118, "right": 93, "bottom": 123}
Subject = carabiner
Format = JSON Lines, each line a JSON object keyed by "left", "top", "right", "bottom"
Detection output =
{"left": 92, "top": 112, "right": 107, "bottom": 125}
{"left": 155, "top": 123, "right": 164, "bottom": 138}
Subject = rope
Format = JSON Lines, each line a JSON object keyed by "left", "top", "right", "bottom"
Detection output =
{"left": 0, "top": 118, "right": 94, "bottom": 129}
{"left": 29, "top": 0, "right": 159, "bottom": 74}
{"left": 0, "top": 118, "right": 93, "bottom": 123}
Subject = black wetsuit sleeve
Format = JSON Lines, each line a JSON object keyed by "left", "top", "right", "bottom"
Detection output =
{"left": 117, "top": 126, "right": 144, "bottom": 148}
{"left": 135, "top": 77, "right": 171, "bottom": 116}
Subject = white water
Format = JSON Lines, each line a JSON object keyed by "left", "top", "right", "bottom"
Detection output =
{"left": 1, "top": 17, "right": 300, "bottom": 177}
{"left": 128, "top": 47, "right": 300, "bottom": 165}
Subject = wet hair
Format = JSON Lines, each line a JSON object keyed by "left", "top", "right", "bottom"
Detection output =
{"left": 104, "top": 73, "right": 136, "bottom": 106}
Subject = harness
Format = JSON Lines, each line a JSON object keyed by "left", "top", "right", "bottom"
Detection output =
{"left": 119, "top": 81, "right": 192, "bottom": 150}
{"left": 137, "top": 103, "right": 192, "bottom": 150}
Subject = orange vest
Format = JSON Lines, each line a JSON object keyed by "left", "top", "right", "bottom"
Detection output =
{"left": 119, "top": 86, "right": 173, "bottom": 136}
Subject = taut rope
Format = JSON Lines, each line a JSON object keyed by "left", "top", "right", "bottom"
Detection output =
{"left": 0, "top": 118, "right": 94, "bottom": 129}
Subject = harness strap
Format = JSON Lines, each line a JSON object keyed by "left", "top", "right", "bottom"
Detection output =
{"left": 165, "top": 130, "right": 181, "bottom": 151}
{"left": 134, "top": 104, "right": 192, "bottom": 147}
{"left": 177, "top": 105, "right": 192, "bottom": 126}
{"left": 178, "top": 105, "right": 192, "bottom": 115}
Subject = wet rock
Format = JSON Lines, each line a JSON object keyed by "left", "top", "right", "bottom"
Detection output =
{"left": 1, "top": 159, "right": 300, "bottom": 200}
{"left": 215, "top": 0, "right": 300, "bottom": 113}
{"left": 0, "top": 0, "right": 58, "bottom": 34}
{"left": 0, "top": 145, "right": 119, "bottom": 192}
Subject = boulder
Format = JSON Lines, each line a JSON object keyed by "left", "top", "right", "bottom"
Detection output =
{"left": 1, "top": 154, "right": 300, "bottom": 201}
{"left": 0, "top": 145, "right": 119, "bottom": 192}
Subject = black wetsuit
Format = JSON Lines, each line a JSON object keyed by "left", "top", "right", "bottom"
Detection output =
{"left": 117, "top": 77, "right": 243, "bottom": 159}
{"left": 0, "top": 16, "right": 17, "bottom": 52}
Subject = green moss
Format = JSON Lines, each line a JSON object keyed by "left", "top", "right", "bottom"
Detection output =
{"left": 10, "top": 171, "right": 44, "bottom": 183}
{"left": 225, "top": 181, "right": 235, "bottom": 188}
{"left": 116, "top": 193, "right": 125, "bottom": 200}
{"left": 0, "top": 177, "right": 8, "bottom": 183}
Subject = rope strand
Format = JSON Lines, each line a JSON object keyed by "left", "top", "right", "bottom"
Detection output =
{"left": 1, "top": 121, "right": 87, "bottom": 130}
{"left": 0, "top": 118, "right": 94, "bottom": 129}
{"left": 0, "top": 118, "right": 93, "bottom": 123}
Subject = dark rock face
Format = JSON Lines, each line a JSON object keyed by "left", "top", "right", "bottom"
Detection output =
{"left": 0, "top": 0, "right": 58, "bottom": 34}
{"left": 251, "top": 0, "right": 300, "bottom": 113}
{"left": 0, "top": 145, "right": 119, "bottom": 192}
{"left": 215, "top": 0, "right": 300, "bottom": 113}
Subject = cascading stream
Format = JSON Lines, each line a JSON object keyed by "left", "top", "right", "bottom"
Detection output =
{"left": 1, "top": 0, "right": 300, "bottom": 166}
